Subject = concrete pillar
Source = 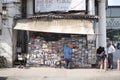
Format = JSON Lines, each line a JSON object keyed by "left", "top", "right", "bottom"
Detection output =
{"left": 95, "top": 22, "right": 99, "bottom": 49}
{"left": 27, "top": 0, "right": 33, "bottom": 18}
{"left": 0, "top": 2, "right": 2, "bottom": 31}
{"left": 88, "top": 0, "right": 95, "bottom": 15}
{"left": 0, "top": 0, "right": 21, "bottom": 67}
{"left": 98, "top": 0, "right": 107, "bottom": 48}
{"left": 0, "top": 1, "right": 13, "bottom": 67}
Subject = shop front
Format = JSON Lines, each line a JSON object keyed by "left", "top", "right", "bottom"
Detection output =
{"left": 14, "top": 16, "right": 96, "bottom": 68}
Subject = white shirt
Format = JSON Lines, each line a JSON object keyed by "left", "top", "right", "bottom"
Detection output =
{"left": 107, "top": 45, "right": 115, "bottom": 54}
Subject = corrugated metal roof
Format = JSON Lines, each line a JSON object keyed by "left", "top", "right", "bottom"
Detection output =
{"left": 28, "top": 13, "right": 98, "bottom": 20}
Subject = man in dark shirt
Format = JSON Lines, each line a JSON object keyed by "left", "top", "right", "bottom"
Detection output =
{"left": 96, "top": 46, "right": 106, "bottom": 68}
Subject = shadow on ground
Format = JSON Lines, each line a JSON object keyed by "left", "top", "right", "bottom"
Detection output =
{"left": 0, "top": 77, "right": 7, "bottom": 80}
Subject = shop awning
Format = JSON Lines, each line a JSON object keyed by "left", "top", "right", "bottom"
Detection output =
{"left": 14, "top": 19, "right": 94, "bottom": 34}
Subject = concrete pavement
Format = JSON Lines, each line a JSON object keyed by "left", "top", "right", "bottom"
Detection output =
{"left": 112, "top": 49, "right": 120, "bottom": 68}
{"left": 0, "top": 43, "right": 120, "bottom": 80}
{"left": 0, "top": 67, "right": 120, "bottom": 80}
{"left": 0, "top": 49, "right": 120, "bottom": 80}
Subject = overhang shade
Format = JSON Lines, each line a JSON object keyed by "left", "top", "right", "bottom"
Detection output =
{"left": 14, "top": 19, "right": 94, "bottom": 34}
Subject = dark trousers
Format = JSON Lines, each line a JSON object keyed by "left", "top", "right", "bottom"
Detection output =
{"left": 96, "top": 55, "right": 106, "bottom": 68}
{"left": 108, "top": 53, "right": 113, "bottom": 68}
{"left": 64, "top": 58, "right": 72, "bottom": 69}
{"left": 19, "top": 59, "right": 27, "bottom": 67}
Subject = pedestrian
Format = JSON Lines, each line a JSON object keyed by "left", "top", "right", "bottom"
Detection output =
{"left": 96, "top": 46, "right": 102, "bottom": 63}
{"left": 62, "top": 43, "right": 72, "bottom": 69}
{"left": 96, "top": 46, "right": 106, "bottom": 68}
{"left": 107, "top": 42, "right": 116, "bottom": 69}
{"left": 100, "top": 47, "right": 106, "bottom": 61}
{"left": 23, "top": 54, "right": 27, "bottom": 67}
{"left": 100, "top": 47, "right": 106, "bottom": 69}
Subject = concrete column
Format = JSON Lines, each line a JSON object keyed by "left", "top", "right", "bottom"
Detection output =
{"left": 27, "top": 0, "right": 33, "bottom": 18}
{"left": 88, "top": 0, "right": 95, "bottom": 15}
{"left": 95, "top": 22, "right": 99, "bottom": 49}
{"left": 0, "top": 2, "right": 14, "bottom": 67}
{"left": 0, "top": 2, "right": 2, "bottom": 30}
{"left": 98, "top": 0, "right": 107, "bottom": 48}
{"left": 0, "top": 0, "right": 21, "bottom": 67}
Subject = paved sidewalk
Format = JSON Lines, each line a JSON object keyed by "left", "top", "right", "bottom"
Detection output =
{"left": 0, "top": 67, "right": 120, "bottom": 80}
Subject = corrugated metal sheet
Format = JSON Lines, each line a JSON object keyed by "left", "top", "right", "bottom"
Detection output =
{"left": 28, "top": 14, "right": 98, "bottom": 19}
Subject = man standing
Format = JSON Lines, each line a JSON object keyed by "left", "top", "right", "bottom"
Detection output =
{"left": 62, "top": 44, "right": 72, "bottom": 69}
{"left": 107, "top": 42, "right": 116, "bottom": 69}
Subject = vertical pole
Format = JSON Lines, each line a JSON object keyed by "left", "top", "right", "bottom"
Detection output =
{"left": 27, "top": 0, "right": 33, "bottom": 17}
{"left": 21, "top": 0, "right": 27, "bottom": 18}
{"left": 117, "top": 58, "right": 120, "bottom": 71}
{"left": 98, "top": 0, "right": 107, "bottom": 48}
{"left": 104, "top": 58, "right": 108, "bottom": 71}
{"left": 88, "top": 0, "right": 95, "bottom": 15}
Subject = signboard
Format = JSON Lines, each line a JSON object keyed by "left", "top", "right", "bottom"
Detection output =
{"left": 35, "top": 0, "right": 86, "bottom": 13}
{"left": 106, "top": 18, "right": 120, "bottom": 29}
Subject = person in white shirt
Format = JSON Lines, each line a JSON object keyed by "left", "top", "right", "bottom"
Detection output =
{"left": 107, "top": 42, "right": 116, "bottom": 69}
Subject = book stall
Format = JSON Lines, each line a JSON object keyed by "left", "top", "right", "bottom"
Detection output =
{"left": 27, "top": 32, "right": 96, "bottom": 68}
